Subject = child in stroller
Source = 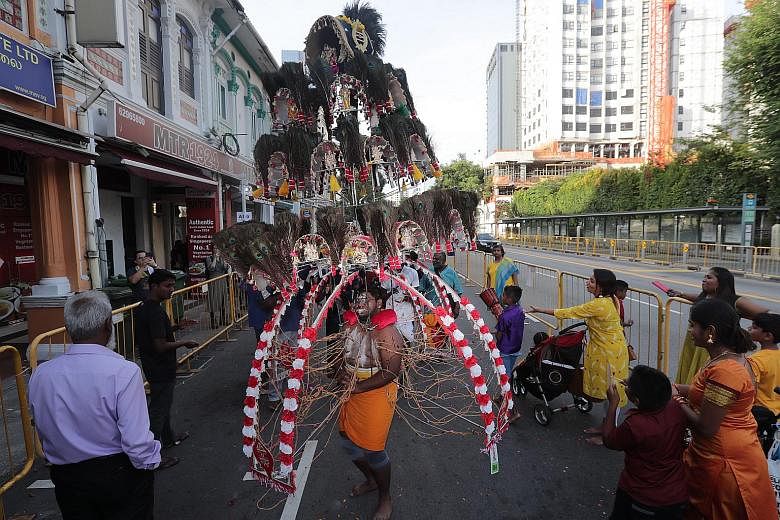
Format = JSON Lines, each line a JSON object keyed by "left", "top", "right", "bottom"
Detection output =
{"left": 512, "top": 322, "right": 593, "bottom": 426}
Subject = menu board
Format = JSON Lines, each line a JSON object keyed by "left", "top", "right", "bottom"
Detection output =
{"left": 186, "top": 192, "right": 217, "bottom": 284}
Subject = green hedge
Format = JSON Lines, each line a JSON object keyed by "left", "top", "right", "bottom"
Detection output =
{"left": 510, "top": 134, "right": 773, "bottom": 216}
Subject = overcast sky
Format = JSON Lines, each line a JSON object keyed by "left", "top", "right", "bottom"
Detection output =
{"left": 247, "top": 1, "right": 746, "bottom": 165}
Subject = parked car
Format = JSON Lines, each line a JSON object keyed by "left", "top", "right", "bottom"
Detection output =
{"left": 476, "top": 233, "right": 501, "bottom": 253}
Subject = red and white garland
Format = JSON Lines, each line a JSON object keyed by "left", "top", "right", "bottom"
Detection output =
{"left": 276, "top": 270, "right": 361, "bottom": 477}
{"left": 380, "top": 270, "right": 502, "bottom": 448}
{"left": 411, "top": 261, "right": 513, "bottom": 439}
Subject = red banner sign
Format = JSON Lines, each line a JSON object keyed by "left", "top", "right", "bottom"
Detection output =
{"left": 106, "top": 100, "right": 255, "bottom": 181}
{"left": 186, "top": 193, "right": 218, "bottom": 284}
{"left": 0, "top": 183, "right": 36, "bottom": 286}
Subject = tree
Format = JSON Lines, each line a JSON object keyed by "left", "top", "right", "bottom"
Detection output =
{"left": 436, "top": 153, "right": 491, "bottom": 199}
{"left": 724, "top": 0, "right": 780, "bottom": 211}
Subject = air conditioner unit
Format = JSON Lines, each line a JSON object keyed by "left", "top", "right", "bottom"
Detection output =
{"left": 76, "top": 0, "right": 126, "bottom": 48}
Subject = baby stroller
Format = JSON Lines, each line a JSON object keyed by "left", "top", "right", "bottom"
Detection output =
{"left": 512, "top": 322, "right": 593, "bottom": 426}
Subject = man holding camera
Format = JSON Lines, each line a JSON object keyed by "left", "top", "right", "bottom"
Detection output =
{"left": 127, "top": 250, "right": 158, "bottom": 302}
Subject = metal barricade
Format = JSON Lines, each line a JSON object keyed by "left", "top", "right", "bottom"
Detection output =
{"left": 663, "top": 297, "right": 693, "bottom": 377}
{"left": 753, "top": 247, "right": 780, "bottom": 278}
{"left": 558, "top": 272, "right": 665, "bottom": 371}
{"left": 510, "top": 259, "right": 560, "bottom": 332}
{"left": 29, "top": 301, "right": 142, "bottom": 371}
{"left": 621, "top": 288, "right": 665, "bottom": 370}
{"left": 29, "top": 274, "right": 248, "bottom": 372}
{"left": 167, "top": 274, "right": 236, "bottom": 369}
{"left": 0, "top": 346, "right": 35, "bottom": 518}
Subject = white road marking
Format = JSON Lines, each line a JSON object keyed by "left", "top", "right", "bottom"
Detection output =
{"left": 27, "top": 479, "right": 55, "bottom": 489}
{"left": 279, "top": 440, "right": 318, "bottom": 520}
{"left": 624, "top": 296, "right": 681, "bottom": 315}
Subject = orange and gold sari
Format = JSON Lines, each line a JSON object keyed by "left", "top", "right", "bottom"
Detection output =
{"left": 684, "top": 359, "right": 777, "bottom": 520}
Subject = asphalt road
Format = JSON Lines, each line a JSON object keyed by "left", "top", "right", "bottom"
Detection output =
{"left": 461, "top": 245, "right": 780, "bottom": 379}
{"left": 5, "top": 281, "right": 625, "bottom": 520}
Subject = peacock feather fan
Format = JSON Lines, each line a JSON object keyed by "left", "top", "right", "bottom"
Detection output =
{"left": 448, "top": 189, "right": 480, "bottom": 243}
{"left": 342, "top": 1, "right": 386, "bottom": 57}
{"left": 360, "top": 201, "right": 398, "bottom": 262}
{"left": 399, "top": 193, "right": 435, "bottom": 246}
{"left": 429, "top": 190, "right": 454, "bottom": 245}
{"left": 316, "top": 206, "right": 350, "bottom": 267}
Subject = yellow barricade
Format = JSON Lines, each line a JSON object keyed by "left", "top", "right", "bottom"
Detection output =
{"left": 663, "top": 297, "right": 693, "bottom": 377}
{"left": 0, "top": 346, "right": 35, "bottom": 518}
{"left": 29, "top": 273, "right": 249, "bottom": 372}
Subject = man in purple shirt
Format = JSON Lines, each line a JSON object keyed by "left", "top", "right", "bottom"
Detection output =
{"left": 29, "top": 291, "right": 160, "bottom": 519}
{"left": 495, "top": 285, "right": 525, "bottom": 422}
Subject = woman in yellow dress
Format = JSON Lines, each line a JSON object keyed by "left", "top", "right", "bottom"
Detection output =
{"left": 666, "top": 267, "right": 768, "bottom": 385}
{"left": 528, "top": 268, "right": 628, "bottom": 444}
{"left": 673, "top": 298, "right": 776, "bottom": 519}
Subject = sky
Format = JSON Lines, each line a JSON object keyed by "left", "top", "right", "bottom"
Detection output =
{"left": 246, "top": 1, "right": 746, "bottom": 166}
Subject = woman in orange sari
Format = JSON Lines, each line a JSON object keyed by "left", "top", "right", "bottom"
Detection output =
{"left": 673, "top": 299, "right": 776, "bottom": 520}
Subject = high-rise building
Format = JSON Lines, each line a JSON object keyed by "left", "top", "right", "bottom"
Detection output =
{"left": 516, "top": 0, "right": 647, "bottom": 161}
{"left": 515, "top": 0, "right": 727, "bottom": 163}
{"left": 670, "top": 1, "right": 725, "bottom": 139}
{"left": 486, "top": 42, "right": 519, "bottom": 157}
{"left": 281, "top": 49, "right": 305, "bottom": 64}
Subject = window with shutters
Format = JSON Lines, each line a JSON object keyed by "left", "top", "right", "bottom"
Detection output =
{"left": 0, "top": 0, "right": 25, "bottom": 31}
{"left": 139, "top": 0, "right": 164, "bottom": 114}
{"left": 178, "top": 17, "right": 195, "bottom": 98}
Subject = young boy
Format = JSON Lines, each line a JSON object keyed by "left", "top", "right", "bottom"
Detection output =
{"left": 495, "top": 285, "right": 524, "bottom": 422}
{"left": 614, "top": 280, "right": 633, "bottom": 328}
{"left": 603, "top": 365, "right": 688, "bottom": 519}
{"left": 748, "top": 313, "right": 780, "bottom": 413}
{"left": 748, "top": 313, "right": 780, "bottom": 451}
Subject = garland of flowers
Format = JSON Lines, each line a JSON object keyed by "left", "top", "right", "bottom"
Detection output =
{"left": 242, "top": 283, "right": 295, "bottom": 458}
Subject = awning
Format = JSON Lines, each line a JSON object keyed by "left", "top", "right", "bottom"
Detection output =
{"left": 119, "top": 158, "right": 217, "bottom": 189}
{"left": 96, "top": 142, "right": 219, "bottom": 189}
{"left": 0, "top": 106, "right": 96, "bottom": 165}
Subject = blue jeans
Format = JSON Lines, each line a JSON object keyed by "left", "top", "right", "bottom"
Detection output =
{"left": 500, "top": 352, "right": 521, "bottom": 374}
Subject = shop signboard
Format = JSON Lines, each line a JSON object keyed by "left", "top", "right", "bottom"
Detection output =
{"left": 0, "top": 32, "right": 55, "bottom": 107}
{"left": 186, "top": 191, "right": 218, "bottom": 284}
{"left": 106, "top": 100, "right": 255, "bottom": 181}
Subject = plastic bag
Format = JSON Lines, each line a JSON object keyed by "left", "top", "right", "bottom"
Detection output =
{"left": 768, "top": 436, "right": 780, "bottom": 514}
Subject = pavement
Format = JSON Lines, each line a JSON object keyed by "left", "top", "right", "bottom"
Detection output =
{"left": 2, "top": 268, "right": 626, "bottom": 520}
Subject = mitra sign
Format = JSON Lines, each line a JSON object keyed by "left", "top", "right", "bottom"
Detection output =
{"left": 106, "top": 100, "right": 255, "bottom": 181}
{"left": 0, "top": 32, "right": 55, "bottom": 107}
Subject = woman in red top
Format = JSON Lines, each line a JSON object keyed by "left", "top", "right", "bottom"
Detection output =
{"left": 673, "top": 299, "right": 776, "bottom": 520}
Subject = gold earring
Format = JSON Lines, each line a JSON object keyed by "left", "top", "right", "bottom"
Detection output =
{"left": 707, "top": 334, "right": 714, "bottom": 344}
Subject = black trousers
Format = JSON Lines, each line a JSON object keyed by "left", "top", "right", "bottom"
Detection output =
{"left": 610, "top": 488, "right": 686, "bottom": 520}
{"left": 148, "top": 379, "right": 176, "bottom": 447}
{"left": 50, "top": 453, "right": 154, "bottom": 520}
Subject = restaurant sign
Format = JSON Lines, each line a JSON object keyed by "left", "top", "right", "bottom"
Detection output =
{"left": 106, "top": 100, "right": 255, "bottom": 181}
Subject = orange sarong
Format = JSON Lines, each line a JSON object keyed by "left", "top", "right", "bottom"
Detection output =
{"left": 339, "top": 381, "right": 397, "bottom": 452}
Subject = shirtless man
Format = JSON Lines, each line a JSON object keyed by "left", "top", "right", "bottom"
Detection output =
{"left": 338, "top": 282, "right": 403, "bottom": 520}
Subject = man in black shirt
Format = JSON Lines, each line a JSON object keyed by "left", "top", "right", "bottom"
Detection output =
{"left": 136, "top": 270, "right": 198, "bottom": 469}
